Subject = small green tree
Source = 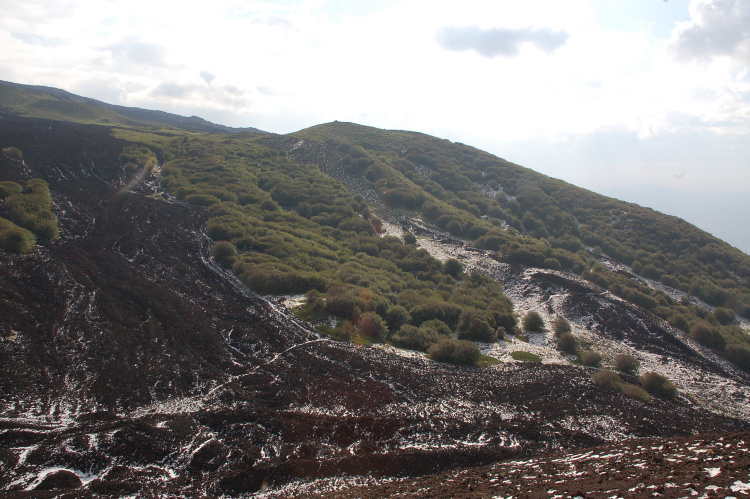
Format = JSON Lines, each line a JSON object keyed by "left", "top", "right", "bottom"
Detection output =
{"left": 495, "top": 312, "right": 518, "bottom": 335}
{"left": 667, "top": 313, "right": 690, "bottom": 331}
{"left": 403, "top": 232, "right": 417, "bottom": 245}
{"left": 725, "top": 345, "right": 750, "bottom": 373}
{"left": 522, "top": 311, "right": 545, "bottom": 332}
{"left": 391, "top": 325, "right": 438, "bottom": 352}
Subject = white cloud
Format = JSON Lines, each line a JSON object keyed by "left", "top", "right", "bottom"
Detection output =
{"left": 435, "top": 26, "right": 569, "bottom": 57}
{"left": 670, "top": 0, "right": 750, "bottom": 64}
{"left": 105, "top": 37, "right": 167, "bottom": 66}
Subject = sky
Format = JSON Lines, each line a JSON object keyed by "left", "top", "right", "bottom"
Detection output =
{"left": 1, "top": 0, "right": 749, "bottom": 252}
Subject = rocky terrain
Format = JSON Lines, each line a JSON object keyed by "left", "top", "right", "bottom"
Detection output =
{"left": 1, "top": 117, "right": 749, "bottom": 497}
{"left": 297, "top": 431, "right": 750, "bottom": 498}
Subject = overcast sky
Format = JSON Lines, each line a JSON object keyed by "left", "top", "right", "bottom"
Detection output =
{"left": 1, "top": 0, "right": 749, "bottom": 252}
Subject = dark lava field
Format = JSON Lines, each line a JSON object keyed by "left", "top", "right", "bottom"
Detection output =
{"left": 1, "top": 118, "right": 749, "bottom": 497}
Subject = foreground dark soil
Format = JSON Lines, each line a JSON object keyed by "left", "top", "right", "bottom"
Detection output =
{"left": 1, "top": 117, "right": 749, "bottom": 497}
{"left": 312, "top": 432, "right": 750, "bottom": 498}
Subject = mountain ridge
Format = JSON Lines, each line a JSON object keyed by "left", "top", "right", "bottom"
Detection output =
{"left": 0, "top": 80, "right": 265, "bottom": 134}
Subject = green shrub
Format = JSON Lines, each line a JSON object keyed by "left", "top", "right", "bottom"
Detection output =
{"left": 689, "top": 323, "right": 726, "bottom": 351}
{"left": 591, "top": 370, "right": 651, "bottom": 402}
{"left": 419, "top": 319, "right": 451, "bottom": 336}
{"left": 391, "top": 325, "right": 438, "bottom": 352}
{"left": 0, "top": 218, "right": 36, "bottom": 253}
{"left": 725, "top": 345, "right": 750, "bottom": 373}
{"left": 443, "top": 258, "right": 463, "bottom": 278}
{"left": 591, "top": 370, "right": 622, "bottom": 391}
{"left": 495, "top": 326, "right": 506, "bottom": 340}
{"left": 211, "top": 241, "right": 237, "bottom": 267}
{"left": 522, "top": 311, "right": 545, "bottom": 332}
{"left": 552, "top": 316, "right": 571, "bottom": 337}
{"left": 620, "top": 383, "right": 651, "bottom": 402}
{"left": 457, "top": 309, "right": 496, "bottom": 342}
{"left": 580, "top": 350, "right": 602, "bottom": 367}
{"left": 185, "top": 193, "right": 221, "bottom": 206}
{"left": 641, "top": 371, "right": 677, "bottom": 398}
{"left": 0, "top": 181, "right": 22, "bottom": 198}
{"left": 403, "top": 232, "right": 417, "bottom": 245}
{"left": 494, "top": 312, "right": 518, "bottom": 335}
{"left": 119, "top": 145, "right": 156, "bottom": 172}
{"left": 2, "top": 146, "right": 22, "bottom": 160}
{"left": 557, "top": 332, "right": 577, "bottom": 355}
{"left": 5, "top": 179, "right": 59, "bottom": 241}
{"left": 613, "top": 354, "right": 640, "bottom": 375}
{"left": 33, "top": 217, "right": 59, "bottom": 241}
{"left": 357, "top": 312, "right": 388, "bottom": 340}
{"left": 510, "top": 351, "right": 542, "bottom": 362}
{"left": 428, "top": 338, "right": 480, "bottom": 365}
{"left": 713, "top": 307, "right": 735, "bottom": 326}
{"left": 385, "top": 305, "right": 411, "bottom": 331}
{"left": 667, "top": 313, "right": 690, "bottom": 331}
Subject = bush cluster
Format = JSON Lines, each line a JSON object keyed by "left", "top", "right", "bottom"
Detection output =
{"left": 591, "top": 370, "right": 650, "bottom": 402}
{"left": 0, "top": 217, "right": 36, "bottom": 253}
{"left": 428, "top": 338, "right": 480, "bottom": 365}
{"left": 0, "top": 178, "right": 59, "bottom": 251}
{"left": 120, "top": 145, "right": 157, "bottom": 173}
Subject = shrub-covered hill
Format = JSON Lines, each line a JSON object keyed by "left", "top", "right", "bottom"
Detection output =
{"left": 5, "top": 88, "right": 746, "bottom": 370}
{"left": 264, "top": 121, "right": 750, "bottom": 369}
{"left": 289, "top": 122, "right": 750, "bottom": 318}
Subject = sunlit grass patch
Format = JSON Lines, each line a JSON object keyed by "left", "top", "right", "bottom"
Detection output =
{"left": 477, "top": 354, "right": 502, "bottom": 367}
{"left": 510, "top": 351, "right": 541, "bottom": 362}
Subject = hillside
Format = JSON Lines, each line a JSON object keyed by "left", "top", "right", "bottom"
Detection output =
{"left": 1, "top": 84, "right": 749, "bottom": 495}
{"left": 0, "top": 80, "right": 265, "bottom": 134}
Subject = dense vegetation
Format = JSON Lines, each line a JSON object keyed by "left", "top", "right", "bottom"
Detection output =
{"left": 141, "top": 133, "right": 516, "bottom": 364}
{"left": 5, "top": 81, "right": 748, "bottom": 369}
{"left": 104, "top": 119, "right": 750, "bottom": 369}
{"left": 0, "top": 177, "right": 59, "bottom": 253}
{"left": 283, "top": 122, "right": 750, "bottom": 371}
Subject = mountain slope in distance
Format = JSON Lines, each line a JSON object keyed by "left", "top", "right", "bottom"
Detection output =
{"left": 0, "top": 79, "right": 265, "bottom": 134}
